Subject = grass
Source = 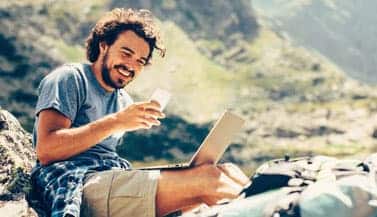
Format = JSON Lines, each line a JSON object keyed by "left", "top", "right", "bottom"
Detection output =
{"left": 284, "top": 96, "right": 377, "bottom": 114}
{"left": 248, "top": 142, "right": 367, "bottom": 161}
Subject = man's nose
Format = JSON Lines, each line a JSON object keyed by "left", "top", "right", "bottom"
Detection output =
{"left": 125, "top": 61, "right": 138, "bottom": 72}
{"left": 127, "top": 65, "right": 134, "bottom": 72}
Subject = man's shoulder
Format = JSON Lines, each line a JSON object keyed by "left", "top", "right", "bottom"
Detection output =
{"left": 44, "top": 63, "right": 87, "bottom": 81}
{"left": 46, "top": 63, "right": 85, "bottom": 77}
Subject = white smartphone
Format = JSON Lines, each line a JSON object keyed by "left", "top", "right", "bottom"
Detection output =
{"left": 150, "top": 88, "right": 171, "bottom": 111}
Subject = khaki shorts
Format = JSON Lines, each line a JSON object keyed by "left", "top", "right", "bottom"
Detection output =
{"left": 81, "top": 169, "right": 160, "bottom": 217}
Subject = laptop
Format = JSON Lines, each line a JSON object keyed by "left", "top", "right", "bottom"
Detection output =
{"left": 137, "top": 110, "right": 245, "bottom": 170}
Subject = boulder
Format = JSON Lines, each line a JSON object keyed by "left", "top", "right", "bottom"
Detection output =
{"left": 0, "top": 109, "right": 37, "bottom": 217}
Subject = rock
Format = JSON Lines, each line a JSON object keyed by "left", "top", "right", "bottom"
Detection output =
{"left": 0, "top": 109, "right": 37, "bottom": 217}
{"left": 111, "top": 0, "right": 258, "bottom": 41}
{"left": 0, "top": 200, "right": 37, "bottom": 217}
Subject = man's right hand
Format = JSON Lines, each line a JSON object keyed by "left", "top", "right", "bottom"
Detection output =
{"left": 192, "top": 163, "right": 249, "bottom": 205}
{"left": 114, "top": 101, "right": 165, "bottom": 132}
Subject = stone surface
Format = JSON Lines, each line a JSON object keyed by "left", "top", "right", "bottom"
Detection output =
{"left": 0, "top": 109, "right": 37, "bottom": 217}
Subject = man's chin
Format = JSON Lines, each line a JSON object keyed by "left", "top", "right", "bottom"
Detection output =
{"left": 115, "top": 84, "right": 127, "bottom": 89}
{"left": 114, "top": 80, "right": 130, "bottom": 89}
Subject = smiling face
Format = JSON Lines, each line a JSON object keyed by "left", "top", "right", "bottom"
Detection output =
{"left": 99, "top": 30, "right": 150, "bottom": 90}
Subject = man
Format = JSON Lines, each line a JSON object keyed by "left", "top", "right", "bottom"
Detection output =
{"left": 30, "top": 8, "right": 249, "bottom": 217}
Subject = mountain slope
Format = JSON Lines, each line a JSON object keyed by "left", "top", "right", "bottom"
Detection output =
{"left": 110, "top": 0, "right": 258, "bottom": 41}
{"left": 253, "top": 0, "right": 377, "bottom": 83}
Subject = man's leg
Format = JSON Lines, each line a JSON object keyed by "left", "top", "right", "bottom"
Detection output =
{"left": 156, "top": 169, "right": 202, "bottom": 216}
{"left": 82, "top": 164, "right": 249, "bottom": 217}
{"left": 156, "top": 164, "right": 250, "bottom": 217}
{"left": 82, "top": 168, "right": 201, "bottom": 217}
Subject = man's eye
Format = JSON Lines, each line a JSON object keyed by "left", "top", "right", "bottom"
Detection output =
{"left": 137, "top": 60, "right": 146, "bottom": 66}
{"left": 121, "top": 52, "right": 131, "bottom": 57}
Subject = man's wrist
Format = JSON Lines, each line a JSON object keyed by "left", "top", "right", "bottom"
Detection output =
{"left": 106, "top": 113, "right": 123, "bottom": 132}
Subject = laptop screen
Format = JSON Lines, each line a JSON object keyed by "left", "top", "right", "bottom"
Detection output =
{"left": 189, "top": 111, "right": 245, "bottom": 166}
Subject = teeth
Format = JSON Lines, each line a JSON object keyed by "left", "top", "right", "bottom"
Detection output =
{"left": 118, "top": 68, "right": 130, "bottom": 77}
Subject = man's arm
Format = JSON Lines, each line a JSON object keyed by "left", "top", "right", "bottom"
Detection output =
{"left": 36, "top": 101, "right": 164, "bottom": 165}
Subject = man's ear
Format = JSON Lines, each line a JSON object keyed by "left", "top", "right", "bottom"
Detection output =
{"left": 99, "top": 41, "right": 108, "bottom": 54}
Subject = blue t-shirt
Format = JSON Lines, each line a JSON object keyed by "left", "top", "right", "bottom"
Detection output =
{"left": 32, "top": 63, "right": 133, "bottom": 164}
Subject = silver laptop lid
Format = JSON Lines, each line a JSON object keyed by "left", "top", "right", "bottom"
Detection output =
{"left": 189, "top": 111, "right": 245, "bottom": 167}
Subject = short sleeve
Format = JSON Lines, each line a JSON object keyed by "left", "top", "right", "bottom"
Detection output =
{"left": 35, "top": 65, "right": 85, "bottom": 121}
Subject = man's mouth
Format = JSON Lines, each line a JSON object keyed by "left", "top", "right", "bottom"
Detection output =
{"left": 117, "top": 67, "right": 133, "bottom": 77}
{"left": 114, "top": 65, "right": 134, "bottom": 78}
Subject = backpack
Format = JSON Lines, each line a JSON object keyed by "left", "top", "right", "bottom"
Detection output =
{"left": 239, "top": 154, "right": 377, "bottom": 217}
{"left": 175, "top": 154, "right": 377, "bottom": 217}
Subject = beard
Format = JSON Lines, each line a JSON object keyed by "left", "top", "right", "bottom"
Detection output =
{"left": 101, "top": 51, "right": 134, "bottom": 89}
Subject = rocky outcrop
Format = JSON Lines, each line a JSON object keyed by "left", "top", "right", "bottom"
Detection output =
{"left": 110, "top": 0, "right": 259, "bottom": 41}
{"left": 0, "top": 109, "right": 37, "bottom": 217}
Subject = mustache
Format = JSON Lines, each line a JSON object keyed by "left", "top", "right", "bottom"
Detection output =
{"left": 114, "top": 65, "right": 135, "bottom": 77}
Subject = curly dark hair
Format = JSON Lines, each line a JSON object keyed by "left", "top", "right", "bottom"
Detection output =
{"left": 85, "top": 8, "right": 165, "bottom": 64}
